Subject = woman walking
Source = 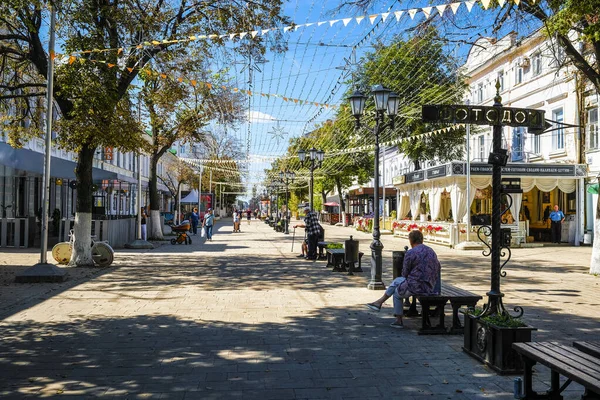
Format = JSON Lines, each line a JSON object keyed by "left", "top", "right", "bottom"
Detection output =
{"left": 203, "top": 208, "right": 215, "bottom": 241}
{"left": 190, "top": 207, "right": 199, "bottom": 235}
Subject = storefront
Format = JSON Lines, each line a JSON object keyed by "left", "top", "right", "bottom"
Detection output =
{"left": 392, "top": 161, "right": 586, "bottom": 247}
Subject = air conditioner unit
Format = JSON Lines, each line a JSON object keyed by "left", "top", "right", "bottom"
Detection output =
{"left": 517, "top": 57, "right": 530, "bottom": 68}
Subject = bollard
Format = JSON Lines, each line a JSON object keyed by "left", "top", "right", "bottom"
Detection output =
{"left": 513, "top": 377, "right": 523, "bottom": 399}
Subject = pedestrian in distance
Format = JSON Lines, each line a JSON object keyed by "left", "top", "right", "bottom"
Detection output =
{"left": 366, "top": 230, "right": 441, "bottom": 329}
{"left": 550, "top": 204, "right": 565, "bottom": 244}
{"left": 190, "top": 207, "right": 200, "bottom": 235}
{"left": 293, "top": 207, "right": 322, "bottom": 260}
{"left": 140, "top": 206, "right": 148, "bottom": 241}
{"left": 203, "top": 208, "right": 215, "bottom": 241}
{"left": 246, "top": 209, "right": 251, "bottom": 225}
{"left": 233, "top": 208, "right": 240, "bottom": 232}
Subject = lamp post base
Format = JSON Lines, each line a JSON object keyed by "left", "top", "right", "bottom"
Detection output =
{"left": 367, "top": 240, "right": 386, "bottom": 290}
{"left": 367, "top": 280, "right": 386, "bottom": 290}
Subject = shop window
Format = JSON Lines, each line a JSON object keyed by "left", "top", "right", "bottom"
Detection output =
{"left": 588, "top": 107, "right": 599, "bottom": 150}
{"left": 552, "top": 108, "right": 564, "bottom": 150}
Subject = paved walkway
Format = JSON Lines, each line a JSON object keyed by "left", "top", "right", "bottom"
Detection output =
{"left": 0, "top": 218, "right": 599, "bottom": 399}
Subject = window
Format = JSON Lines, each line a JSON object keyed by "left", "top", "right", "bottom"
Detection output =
{"left": 477, "top": 83, "right": 484, "bottom": 103}
{"left": 532, "top": 53, "right": 542, "bottom": 76}
{"left": 588, "top": 107, "right": 599, "bottom": 150}
{"left": 532, "top": 133, "right": 541, "bottom": 155}
{"left": 478, "top": 135, "right": 486, "bottom": 161}
{"left": 497, "top": 70, "right": 504, "bottom": 91}
{"left": 515, "top": 66, "right": 523, "bottom": 85}
{"left": 511, "top": 127, "right": 525, "bottom": 161}
{"left": 552, "top": 108, "right": 564, "bottom": 150}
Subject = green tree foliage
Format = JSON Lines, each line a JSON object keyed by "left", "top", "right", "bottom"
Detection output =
{"left": 357, "top": 27, "right": 467, "bottom": 169}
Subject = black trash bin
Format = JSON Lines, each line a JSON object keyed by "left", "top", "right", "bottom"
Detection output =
{"left": 344, "top": 235, "right": 360, "bottom": 275}
{"left": 392, "top": 246, "right": 409, "bottom": 279}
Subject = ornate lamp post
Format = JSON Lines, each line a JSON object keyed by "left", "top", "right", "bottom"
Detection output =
{"left": 298, "top": 148, "right": 324, "bottom": 211}
{"left": 279, "top": 170, "right": 295, "bottom": 234}
{"left": 348, "top": 85, "right": 399, "bottom": 290}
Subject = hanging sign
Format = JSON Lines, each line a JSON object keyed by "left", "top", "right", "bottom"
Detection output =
{"left": 422, "top": 105, "right": 548, "bottom": 132}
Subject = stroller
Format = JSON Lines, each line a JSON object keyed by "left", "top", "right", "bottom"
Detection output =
{"left": 171, "top": 220, "right": 192, "bottom": 245}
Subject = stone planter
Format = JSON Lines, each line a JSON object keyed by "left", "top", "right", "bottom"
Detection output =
{"left": 463, "top": 313, "right": 536, "bottom": 375}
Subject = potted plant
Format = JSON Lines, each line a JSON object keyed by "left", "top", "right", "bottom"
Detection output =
{"left": 463, "top": 308, "right": 536, "bottom": 374}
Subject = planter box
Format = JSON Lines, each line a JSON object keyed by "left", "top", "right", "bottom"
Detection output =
{"left": 463, "top": 313, "right": 536, "bottom": 375}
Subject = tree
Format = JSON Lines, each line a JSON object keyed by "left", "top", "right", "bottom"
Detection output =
{"left": 140, "top": 64, "right": 244, "bottom": 239}
{"left": 159, "top": 159, "right": 196, "bottom": 224}
{"left": 1, "top": 0, "right": 287, "bottom": 265}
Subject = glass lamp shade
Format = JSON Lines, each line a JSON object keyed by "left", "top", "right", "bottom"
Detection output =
{"left": 348, "top": 90, "right": 366, "bottom": 117}
{"left": 387, "top": 91, "right": 400, "bottom": 116}
{"left": 316, "top": 150, "right": 325, "bottom": 162}
{"left": 309, "top": 147, "right": 317, "bottom": 160}
{"left": 372, "top": 84, "right": 391, "bottom": 112}
{"left": 298, "top": 150, "right": 306, "bottom": 162}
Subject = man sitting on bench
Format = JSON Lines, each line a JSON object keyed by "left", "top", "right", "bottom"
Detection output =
{"left": 366, "top": 230, "right": 441, "bottom": 329}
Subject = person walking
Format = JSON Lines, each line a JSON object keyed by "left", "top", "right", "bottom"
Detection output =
{"left": 203, "top": 208, "right": 215, "bottom": 241}
{"left": 246, "top": 209, "right": 252, "bottom": 225}
{"left": 550, "top": 204, "right": 565, "bottom": 244}
{"left": 233, "top": 209, "right": 240, "bottom": 232}
{"left": 190, "top": 207, "right": 200, "bottom": 235}
{"left": 140, "top": 207, "right": 148, "bottom": 241}
{"left": 293, "top": 207, "right": 322, "bottom": 260}
{"left": 366, "top": 230, "right": 441, "bottom": 329}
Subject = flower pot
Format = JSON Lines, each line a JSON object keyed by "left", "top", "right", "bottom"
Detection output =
{"left": 463, "top": 313, "right": 536, "bottom": 375}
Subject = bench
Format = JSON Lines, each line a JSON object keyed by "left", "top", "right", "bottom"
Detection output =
{"left": 513, "top": 342, "right": 600, "bottom": 399}
{"left": 574, "top": 341, "right": 600, "bottom": 359}
{"left": 325, "top": 248, "right": 365, "bottom": 274}
{"left": 317, "top": 241, "right": 332, "bottom": 260}
{"left": 405, "top": 283, "right": 482, "bottom": 335}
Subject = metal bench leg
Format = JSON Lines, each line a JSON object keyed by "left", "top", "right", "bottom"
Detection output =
{"left": 405, "top": 296, "right": 419, "bottom": 317}
{"left": 356, "top": 253, "right": 363, "bottom": 272}
{"left": 549, "top": 370, "right": 563, "bottom": 400}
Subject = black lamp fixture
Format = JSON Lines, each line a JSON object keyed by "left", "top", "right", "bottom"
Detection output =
{"left": 279, "top": 170, "right": 295, "bottom": 234}
{"left": 347, "top": 84, "right": 399, "bottom": 291}
{"left": 298, "top": 147, "right": 324, "bottom": 212}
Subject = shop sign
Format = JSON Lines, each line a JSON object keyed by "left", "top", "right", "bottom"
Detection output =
{"left": 422, "top": 105, "right": 547, "bottom": 131}
{"left": 470, "top": 163, "right": 576, "bottom": 176}
{"left": 392, "top": 175, "right": 406, "bottom": 185}
{"left": 426, "top": 165, "right": 447, "bottom": 179}
{"left": 406, "top": 170, "right": 425, "bottom": 183}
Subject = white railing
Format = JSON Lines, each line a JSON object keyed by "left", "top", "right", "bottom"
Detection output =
{"left": 60, "top": 218, "right": 136, "bottom": 248}
{"left": 0, "top": 218, "right": 35, "bottom": 248}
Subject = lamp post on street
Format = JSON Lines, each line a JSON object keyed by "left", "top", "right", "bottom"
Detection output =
{"left": 279, "top": 170, "right": 295, "bottom": 234}
{"left": 298, "top": 148, "right": 324, "bottom": 212}
{"left": 348, "top": 85, "right": 399, "bottom": 290}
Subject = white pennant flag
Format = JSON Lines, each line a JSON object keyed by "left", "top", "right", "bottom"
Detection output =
{"left": 368, "top": 14, "right": 378, "bottom": 24}
{"left": 229, "top": 33, "right": 236, "bottom": 40}
{"left": 262, "top": 28, "right": 270, "bottom": 35}
{"left": 465, "top": 0, "right": 476, "bottom": 11}
{"left": 317, "top": 21, "right": 327, "bottom": 26}
{"left": 219, "top": 34, "right": 227, "bottom": 39}
{"left": 422, "top": 7, "right": 432, "bottom": 19}
{"left": 283, "top": 26, "right": 292, "bottom": 32}
{"left": 408, "top": 8, "right": 418, "bottom": 19}
{"left": 498, "top": 0, "right": 506, "bottom": 6}
{"left": 514, "top": 0, "right": 521, "bottom": 5}
{"left": 450, "top": 2, "right": 461, "bottom": 14}
{"left": 329, "top": 19, "right": 340, "bottom": 27}
{"left": 305, "top": 22, "right": 314, "bottom": 27}
{"left": 436, "top": 5, "right": 447, "bottom": 15}
{"left": 356, "top": 16, "right": 365, "bottom": 24}
{"left": 239, "top": 32, "right": 248, "bottom": 39}
{"left": 294, "top": 24, "right": 303, "bottom": 30}
{"left": 481, "top": 0, "right": 491, "bottom": 9}
{"left": 342, "top": 18, "right": 352, "bottom": 26}
{"left": 394, "top": 11, "right": 404, "bottom": 21}
{"left": 251, "top": 31, "right": 258, "bottom": 38}
{"left": 381, "top": 12, "right": 390, "bottom": 22}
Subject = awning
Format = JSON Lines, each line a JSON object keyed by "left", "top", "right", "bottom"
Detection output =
{"left": 323, "top": 202, "right": 339, "bottom": 207}
{"left": 181, "top": 189, "right": 199, "bottom": 203}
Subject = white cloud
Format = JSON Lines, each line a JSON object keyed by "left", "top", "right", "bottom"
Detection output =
{"left": 247, "top": 110, "right": 276, "bottom": 123}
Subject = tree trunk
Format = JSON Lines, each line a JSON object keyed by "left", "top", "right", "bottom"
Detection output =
{"left": 69, "top": 144, "right": 95, "bottom": 266}
{"left": 321, "top": 190, "right": 327, "bottom": 212}
{"left": 590, "top": 199, "right": 600, "bottom": 274}
{"left": 148, "top": 154, "right": 163, "bottom": 240}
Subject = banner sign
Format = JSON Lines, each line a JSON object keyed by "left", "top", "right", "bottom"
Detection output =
{"left": 469, "top": 163, "right": 576, "bottom": 176}
{"left": 406, "top": 170, "right": 425, "bottom": 183}
{"left": 426, "top": 165, "right": 447, "bottom": 179}
{"left": 422, "top": 105, "right": 547, "bottom": 130}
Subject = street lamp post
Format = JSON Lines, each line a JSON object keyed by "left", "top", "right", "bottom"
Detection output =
{"left": 279, "top": 170, "right": 295, "bottom": 234}
{"left": 298, "top": 148, "right": 324, "bottom": 211}
{"left": 348, "top": 85, "right": 399, "bottom": 290}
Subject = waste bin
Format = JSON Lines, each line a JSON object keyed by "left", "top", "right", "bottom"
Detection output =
{"left": 345, "top": 235, "right": 359, "bottom": 275}
{"left": 392, "top": 246, "right": 409, "bottom": 279}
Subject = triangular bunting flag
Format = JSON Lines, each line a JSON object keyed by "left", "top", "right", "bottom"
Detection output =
{"left": 69, "top": 56, "right": 76, "bottom": 65}
{"left": 514, "top": 0, "right": 520, "bottom": 5}
{"left": 239, "top": 32, "right": 248, "bottom": 39}
{"left": 283, "top": 97, "right": 288, "bottom": 101}
{"left": 219, "top": 34, "right": 227, "bottom": 39}
{"left": 230, "top": 33, "right": 236, "bottom": 40}
{"left": 498, "top": 0, "right": 506, "bottom": 6}
{"left": 317, "top": 21, "right": 327, "bottom": 26}
{"left": 436, "top": 5, "right": 447, "bottom": 15}
{"left": 262, "top": 29, "right": 270, "bottom": 35}
{"left": 283, "top": 26, "right": 292, "bottom": 32}
{"left": 465, "top": 0, "right": 476, "bottom": 11}
{"left": 481, "top": 0, "right": 491, "bottom": 9}
{"left": 117, "top": 48, "right": 123, "bottom": 55}
{"left": 160, "top": 73, "right": 167, "bottom": 79}
{"left": 206, "top": 83, "right": 212, "bottom": 89}
{"left": 189, "top": 35, "right": 196, "bottom": 41}
{"left": 107, "top": 63, "right": 115, "bottom": 68}
{"left": 293, "top": 99, "right": 298, "bottom": 103}
{"left": 381, "top": 12, "right": 390, "bottom": 22}
{"left": 408, "top": 9, "right": 418, "bottom": 19}
{"left": 394, "top": 11, "right": 404, "bottom": 21}
{"left": 369, "top": 14, "right": 378, "bottom": 24}
{"left": 247, "top": 90, "right": 252, "bottom": 95}
{"left": 208, "top": 34, "right": 217, "bottom": 39}
{"left": 342, "top": 18, "right": 352, "bottom": 26}
{"left": 233, "top": 88, "right": 238, "bottom": 92}
{"left": 151, "top": 40, "right": 160, "bottom": 45}
{"left": 355, "top": 16, "right": 365, "bottom": 24}
{"left": 329, "top": 19, "right": 339, "bottom": 27}
{"left": 191, "top": 80, "right": 197, "bottom": 87}
{"left": 178, "top": 77, "right": 183, "bottom": 82}
{"left": 422, "top": 7, "right": 432, "bottom": 19}
{"left": 251, "top": 31, "right": 258, "bottom": 38}
{"left": 450, "top": 2, "right": 461, "bottom": 14}
{"left": 127, "top": 67, "right": 134, "bottom": 73}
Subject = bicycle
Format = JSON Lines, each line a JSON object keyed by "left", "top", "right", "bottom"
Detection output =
{"left": 52, "top": 230, "right": 115, "bottom": 267}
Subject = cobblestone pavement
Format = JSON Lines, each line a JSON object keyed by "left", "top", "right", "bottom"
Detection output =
{"left": 0, "top": 218, "right": 599, "bottom": 399}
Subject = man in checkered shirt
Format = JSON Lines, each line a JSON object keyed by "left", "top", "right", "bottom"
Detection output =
{"left": 294, "top": 207, "right": 322, "bottom": 260}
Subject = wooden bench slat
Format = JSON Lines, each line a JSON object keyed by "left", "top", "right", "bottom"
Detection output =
{"left": 513, "top": 343, "right": 600, "bottom": 392}
{"left": 574, "top": 341, "right": 600, "bottom": 359}
{"left": 540, "top": 342, "right": 600, "bottom": 374}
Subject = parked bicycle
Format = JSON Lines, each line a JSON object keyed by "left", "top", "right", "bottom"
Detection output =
{"left": 52, "top": 230, "right": 115, "bottom": 267}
